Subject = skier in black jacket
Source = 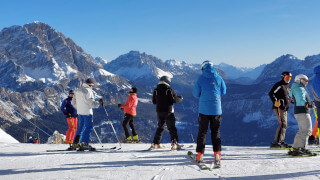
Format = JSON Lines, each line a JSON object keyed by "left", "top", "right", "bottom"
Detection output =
{"left": 150, "top": 76, "right": 183, "bottom": 150}
{"left": 269, "top": 71, "right": 292, "bottom": 148}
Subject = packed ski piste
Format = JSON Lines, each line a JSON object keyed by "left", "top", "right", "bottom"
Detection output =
{"left": 2, "top": 62, "right": 320, "bottom": 179}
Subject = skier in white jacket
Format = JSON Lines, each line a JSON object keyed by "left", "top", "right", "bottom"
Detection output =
{"left": 72, "top": 78, "right": 103, "bottom": 150}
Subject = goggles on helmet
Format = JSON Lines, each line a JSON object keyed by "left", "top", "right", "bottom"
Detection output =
{"left": 284, "top": 75, "right": 291, "bottom": 80}
{"left": 201, "top": 62, "right": 213, "bottom": 70}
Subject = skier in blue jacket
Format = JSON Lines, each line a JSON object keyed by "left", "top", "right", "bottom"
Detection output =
{"left": 288, "top": 74, "right": 315, "bottom": 156}
{"left": 193, "top": 60, "right": 226, "bottom": 168}
{"left": 309, "top": 65, "right": 320, "bottom": 143}
{"left": 312, "top": 65, "right": 320, "bottom": 125}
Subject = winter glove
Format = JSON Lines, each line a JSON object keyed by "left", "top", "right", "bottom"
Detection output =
{"left": 118, "top": 104, "right": 122, "bottom": 108}
{"left": 65, "top": 112, "right": 71, "bottom": 117}
{"left": 274, "top": 100, "right": 281, "bottom": 108}
{"left": 305, "top": 101, "right": 315, "bottom": 109}
{"left": 178, "top": 95, "right": 183, "bottom": 100}
{"left": 99, "top": 99, "right": 104, "bottom": 106}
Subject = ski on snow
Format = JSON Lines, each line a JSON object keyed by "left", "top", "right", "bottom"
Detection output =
{"left": 46, "top": 146, "right": 117, "bottom": 152}
{"left": 187, "top": 151, "right": 212, "bottom": 170}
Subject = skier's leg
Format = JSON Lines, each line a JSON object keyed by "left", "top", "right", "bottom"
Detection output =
{"left": 79, "top": 115, "right": 93, "bottom": 144}
{"left": 153, "top": 112, "right": 166, "bottom": 144}
{"left": 65, "top": 117, "right": 73, "bottom": 143}
{"left": 128, "top": 115, "right": 137, "bottom": 136}
{"left": 293, "top": 113, "right": 312, "bottom": 149}
{"left": 74, "top": 115, "right": 84, "bottom": 143}
{"left": 72, "top": 117, "right": 78, "bottom": 141}
{"left": 122, "top": 114, "right": 131, "bottom": 138}
{"left": 278, "top": 110, "right": 288, "bottom": 143}
{"left": 273, "top": 109, "right": 283, "bottom": 143}
{"left": 166, "top": 113, "right": 178, "bottom": 142}
{"left": 196, "top": 114, "right": 210, "bottom": 154}
{"left": 210, "top": 115, "right": 221, "bottom": 152}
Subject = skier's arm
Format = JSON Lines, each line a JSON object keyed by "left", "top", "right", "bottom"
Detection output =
{"left": 193, "top": 80, "right": 201, "bottom": 98}
{"left": 220, "top": 78, "right": 227, "bottom": 96}
{"left": 152, "top": 89, "right": 157, "bottom": 104}
{"left": 169, "top": 89, "right": 182, "bottom": 103}
{"left": 60, "top": 100, "right": 67, "bottom": 114}
{"left": 86, "top": 91, "right": 100, "bottom": 108}
{"left": 269, "top": 84, "right": 280, "bottom": 103}
{"left": 121, "top": 96, "right": 131, "bottom": 109}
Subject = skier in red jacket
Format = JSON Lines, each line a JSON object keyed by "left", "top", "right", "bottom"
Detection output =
{"left": 118, "top": 87, "right": 139, "bottom": 142}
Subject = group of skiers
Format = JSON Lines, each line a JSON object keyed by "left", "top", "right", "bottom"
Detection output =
{"left": 269, "top": 65, "right": 320, "bottom": 156}
{"left": 59, "top": 60, "right": 320, "bottom": 166}
{"left": 60, "top": 60, "right": 225, "bottom": 167}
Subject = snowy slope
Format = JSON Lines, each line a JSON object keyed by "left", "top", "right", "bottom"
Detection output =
{"left": 0, "top": 143, "right": 320, "bottom": 179}
{"left": 0, "top": 128, "right": 19, "bottom": 143}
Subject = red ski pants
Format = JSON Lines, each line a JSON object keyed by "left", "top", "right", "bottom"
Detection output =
{"left": 65, "top": 117, "right": 78, "bottom": 143}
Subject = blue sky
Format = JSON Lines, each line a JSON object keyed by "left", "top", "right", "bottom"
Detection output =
{"left": 1, "top": 0, "right": 320, "bottom": 67}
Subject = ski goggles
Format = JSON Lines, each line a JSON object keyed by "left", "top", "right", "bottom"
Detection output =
{"left": 201, "top": 62, "right": 213, "bottom": 70}
{"left": 284, "top": 75, "right": 291, "bottom": 80}
{"left": 301, "top": 78, "right": 309, "bottom": 82}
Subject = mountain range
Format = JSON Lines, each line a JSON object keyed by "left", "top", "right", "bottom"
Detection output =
{"left": 1, "top": 21, "right": 320, "bottom": 146}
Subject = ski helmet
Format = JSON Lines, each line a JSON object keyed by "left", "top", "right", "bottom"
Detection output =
{"left": 201, "top": 60, "right": 213, "bottom": 71}
{"left": 85, "top": 78, "right": 95, "bottom": 86}
{"left": 69, "top": 90, "right": 74, "bottom": 95}
{"left": 281, "top": 72, "right": 292, "bottom": 78}
{"left": 131, "top": 87, "right": 138, "bottom": 93}
{"left": 294, "top": 74, "right": 308, "bottom": 83}
{"left": 160, "top": 76, "right": 171, "bottom": 84}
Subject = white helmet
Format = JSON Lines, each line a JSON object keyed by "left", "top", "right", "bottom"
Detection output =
{"left": 294, "top": 74, "right": 308, "bottom": 83}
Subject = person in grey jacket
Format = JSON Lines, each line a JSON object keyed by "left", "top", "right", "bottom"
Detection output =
{"left": 288, "top": 74, "right": 316, "bottom": 156}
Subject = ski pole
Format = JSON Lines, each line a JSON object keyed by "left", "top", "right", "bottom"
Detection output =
{"left": 92, "top": 125, "right": 103, "bottom": 145}
{"left": 313, "top": 107, "right": 319, "bottom": 145}
{"left": 102, "top": 105, "right": 122, "bottom": 149}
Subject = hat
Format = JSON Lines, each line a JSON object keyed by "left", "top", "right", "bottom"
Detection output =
{"left": 131, "top": 87, "right": 138, "bottom": 93}
{"left": 201, "top": 61, "right": 213, "bottom": 70}
{"left": 69, "top": 90, "right": 74, "bottom": 94}
{"left": 85, "top": 78, "right": 95, "bottom": 86}
{"left": 160, "top": 76, "right": 171, "bottom": 85}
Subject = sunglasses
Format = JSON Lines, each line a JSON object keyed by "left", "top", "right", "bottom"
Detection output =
{"left": 284, "top": 75, "right": 292, "bottom": 79}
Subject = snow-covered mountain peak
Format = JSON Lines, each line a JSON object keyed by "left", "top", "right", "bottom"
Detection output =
{"left": 105, "top": 51, "right": 172, "bottom": 82}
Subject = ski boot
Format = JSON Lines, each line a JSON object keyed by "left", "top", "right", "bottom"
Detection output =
{"left": 79, "top": 142, "right": 96, "bottom": 151}
{"left": 148, "top": 143, "right": 164, "bottom": 150}
{"left": 195, "top": 152, "right": 203, "bottom": 163}
{"left": 280, "top": 142, "right": 292, "bottom": 148}
{"left": 171, "top": 139, "right": 178, "bottom": 150}
{"left": 68, "top": 142, "right": 80, "bottom": 151}
{"left": 270, "top": 142, "right": 281, "bottom": 148}
{"left": 132, "top": 135, "right": 139, "bottom": 142}
{"left": 122, "top": 136, "right": 132, "bottom": 143}
{"left": 214, "top": 151, "right": 221, "bottom": 168}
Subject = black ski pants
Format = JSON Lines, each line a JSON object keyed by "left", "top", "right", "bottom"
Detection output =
{"left": 122, "top": 113, "right": 137, "bottom": 138}
{"left": 153, "top": 112, "right": 178, "bottom": 144}
{"left": 196, "top": 114, "right": 221, "bottom": 153}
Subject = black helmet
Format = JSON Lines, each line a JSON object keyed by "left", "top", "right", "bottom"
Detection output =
{"left": 160, "top": 76, "right": 171, "bottom": 84}
{"left": 69, "top": 90, "right": 74, "bottom": 95}
{"left": 85, "top": 78, "right": 95, "bottom": 86}
{"left": 281, "top": 72, "right": 292, "bottom": 78}
{"left": 131, "top": 87, "right": 138, "bottom": 93}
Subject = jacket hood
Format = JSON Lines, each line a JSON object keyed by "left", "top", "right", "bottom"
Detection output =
{"left": 158, "top": 81, "right": 170, "bottom": 87}
{"left": 202, "top": 64, "right": 218, "bottom": 78}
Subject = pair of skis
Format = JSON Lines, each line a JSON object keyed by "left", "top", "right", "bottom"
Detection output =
{"left": 187, "top": 151, "right": 220, "bottom": 170}
{"left": 46, "top": 146, "right": 117, "bottom": 152}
